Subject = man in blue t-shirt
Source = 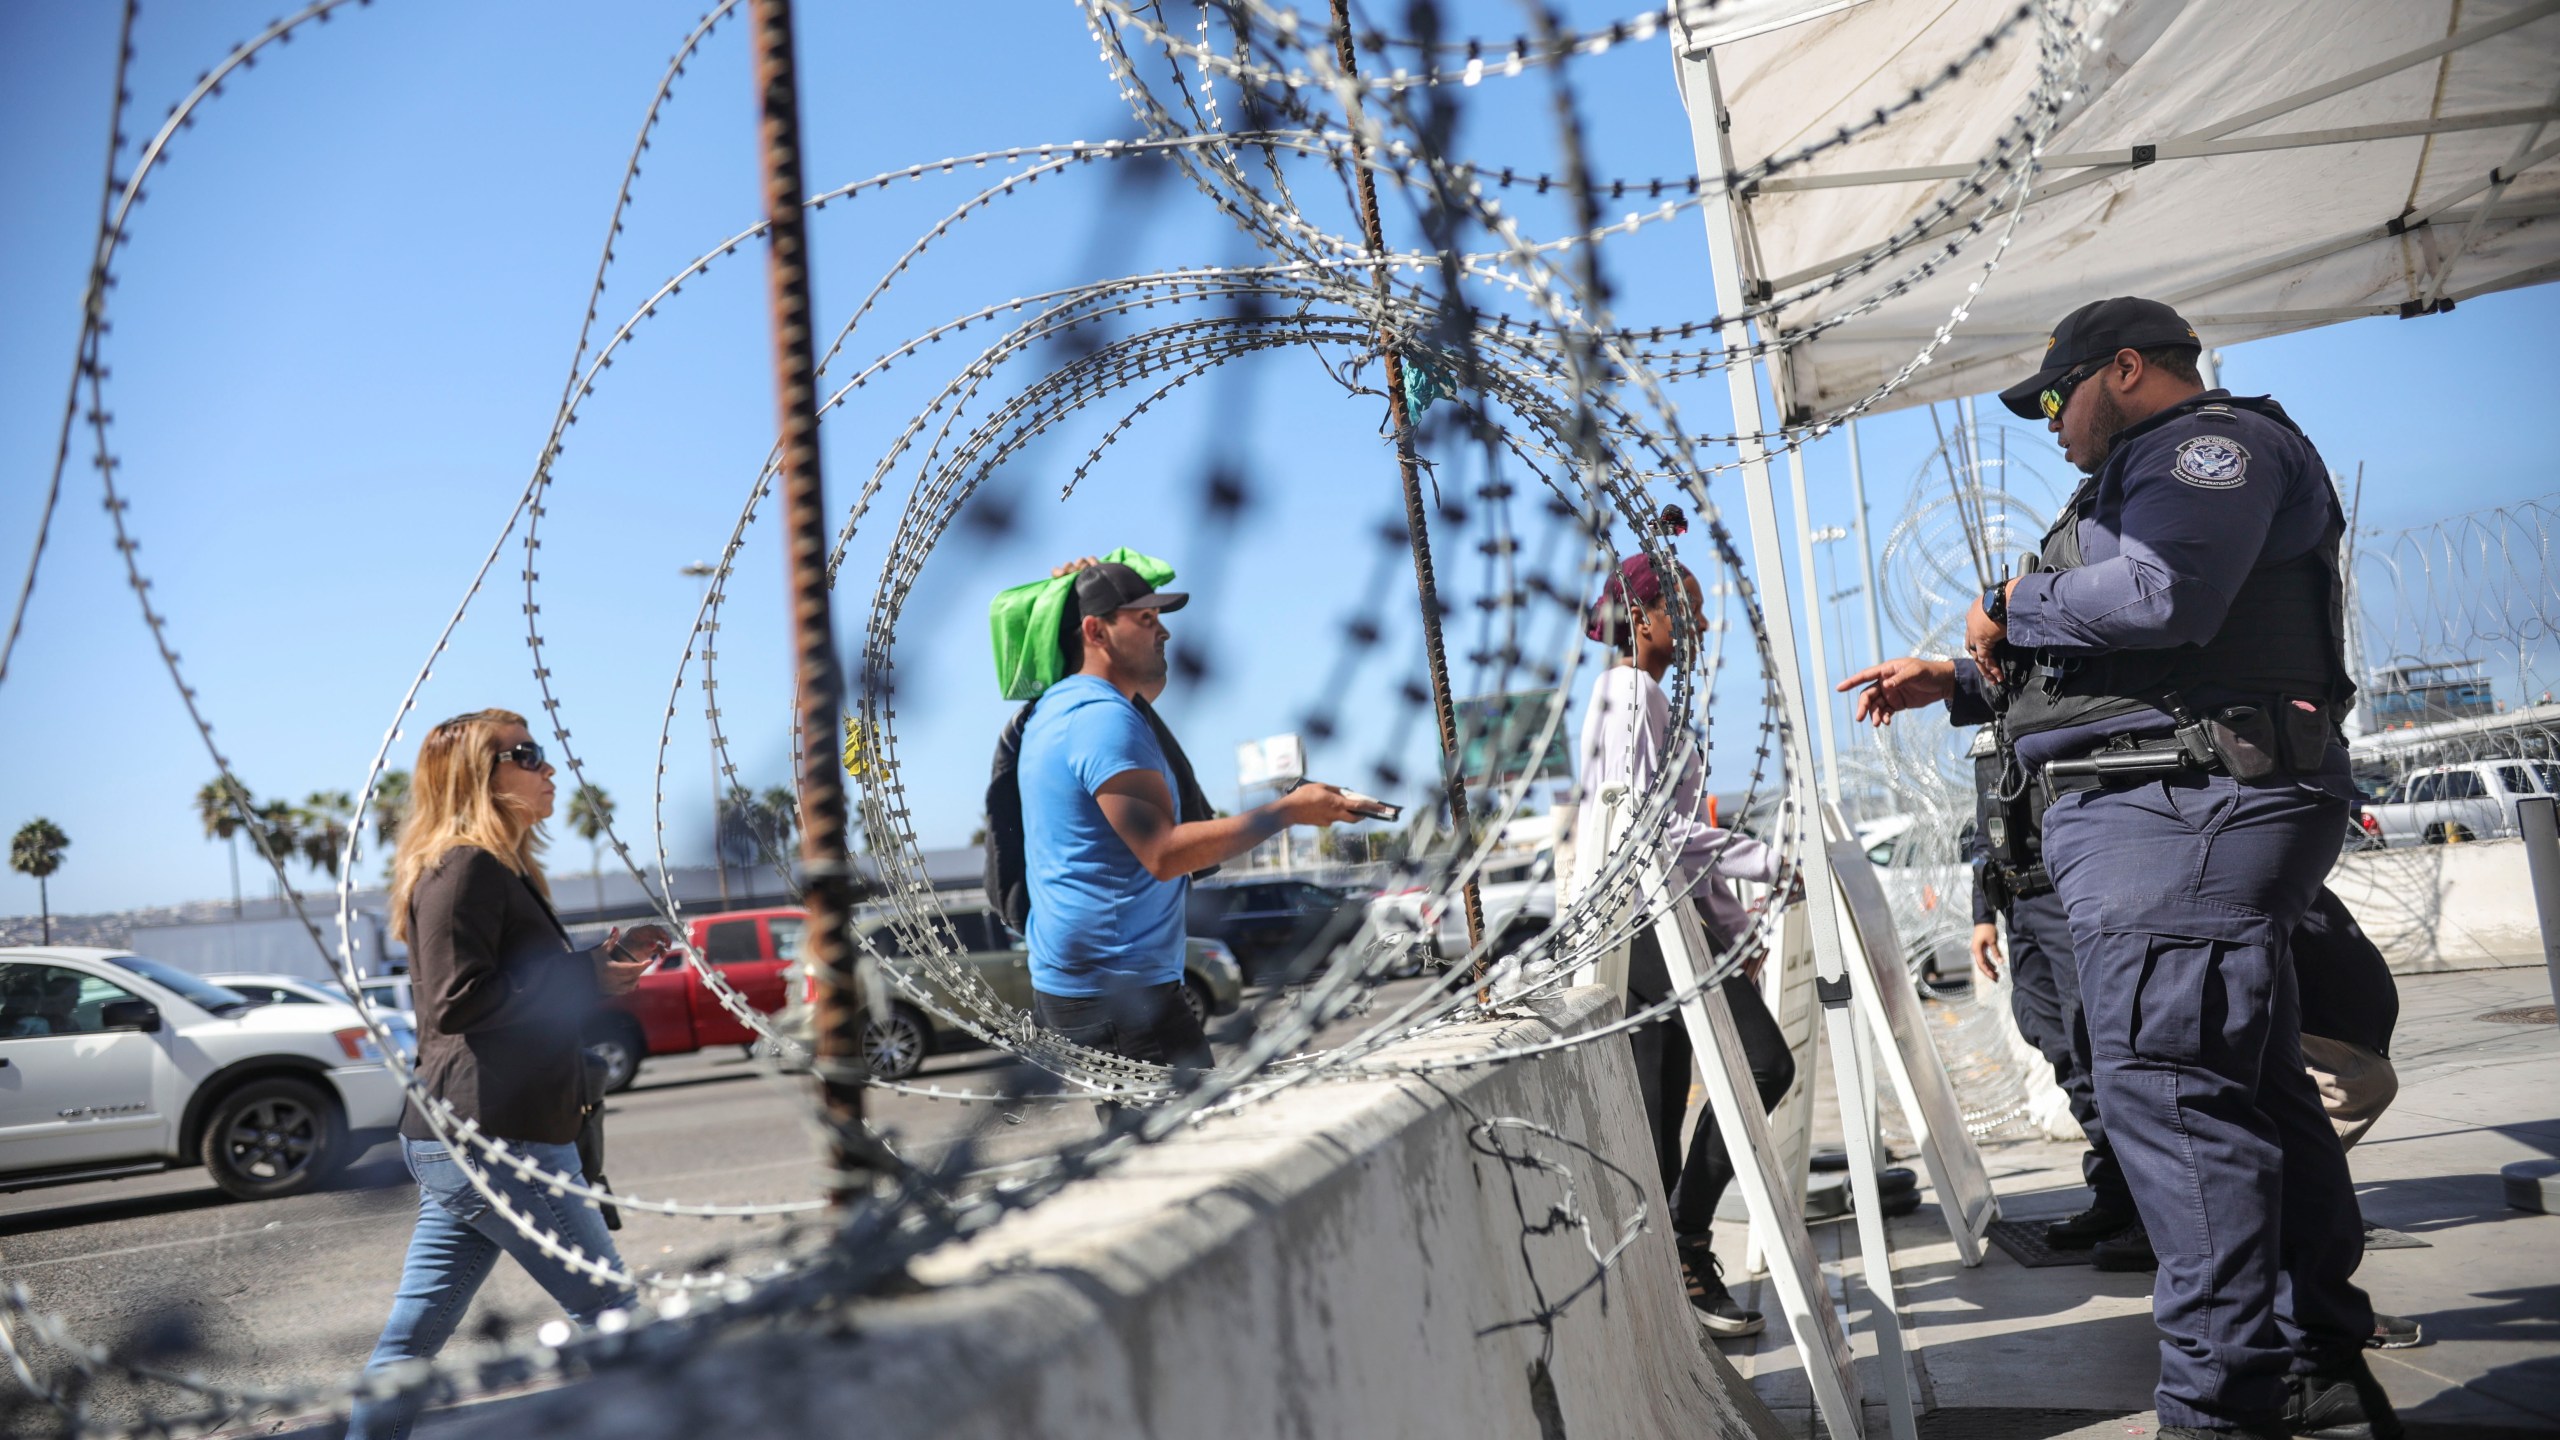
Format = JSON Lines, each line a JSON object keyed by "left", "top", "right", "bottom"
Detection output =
{"left": 1020, "top": 560, "right": 1366, "bottom": 1073}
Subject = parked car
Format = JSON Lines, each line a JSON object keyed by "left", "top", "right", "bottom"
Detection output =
{"left": 1350, "top": 858, "right": 1555, "bottom": 975}
{"left": 358, "top": 973, "right": 415, "bottom": 1023}
{"left": 0, "top": 947, "right": 403, "bottom": 1200}
{"left": 581, "top": 907, "right": 802, "bottom": 1092}
{"left": 770, "top": 903, "right": 1245, "bottom": 1081}
{"left": 2359, "top": 759, "right": 2558, "bottom": 846}
{"left": 1186, "top": 879, "right": 1360, "bottom": 983}
{"left": 1855, "top": 815, "right": 1969, "bottom": 986}
{"left": 206, "top": 972, "right": 418, "bottom": 1059}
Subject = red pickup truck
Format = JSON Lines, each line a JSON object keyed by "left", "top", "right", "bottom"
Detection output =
{"left": 581, "top": 908, "right": 801, "bottom": 1091}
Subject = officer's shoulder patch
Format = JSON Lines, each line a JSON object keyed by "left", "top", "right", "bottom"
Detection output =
{"left": 2171, "top": 434, "right": 2250, "bottom": 489}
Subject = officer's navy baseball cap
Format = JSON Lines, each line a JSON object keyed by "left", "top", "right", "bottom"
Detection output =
{"left": 1072, "top": 560, "right": 1188, "bottom": 617}
{"left": 1997, "top": 296, "right": 2201, "bottom": 419}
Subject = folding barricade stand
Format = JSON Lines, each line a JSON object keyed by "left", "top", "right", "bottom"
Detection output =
{"left": 1652, "top": 21, "right": 2003, "bottom": 1439}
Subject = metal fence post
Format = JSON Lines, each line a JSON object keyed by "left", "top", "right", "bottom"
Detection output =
{"left": 2519, "top": 794, "right": 2560, "bottom": 1019}
{"left": 748, "top": 0, "right": 870, "bottom": 1208}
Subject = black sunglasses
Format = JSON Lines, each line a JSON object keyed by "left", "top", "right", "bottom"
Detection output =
{"left": 491, "top": 741, "right": 548, "bottom": 772}
{"left": 2039, "top": 362, "right": 2099, "bottom": 421}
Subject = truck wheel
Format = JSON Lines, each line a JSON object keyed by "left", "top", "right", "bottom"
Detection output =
{"left": 201, "top": 1076, "right": 345, "bottom": 1201}
{"left": 584, "top": 1016, "right": 646, "bottom": 1094}
{"left": 860, "top": 1005, "right": 930, "bottom": 1082}
{"left": 1180, "top": 977, "right": 1213, "bottom": 1029}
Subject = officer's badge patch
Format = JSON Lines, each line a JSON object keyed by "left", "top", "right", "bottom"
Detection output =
{"left": 2173, "top": 435, "right": 2249, "bottom": 488}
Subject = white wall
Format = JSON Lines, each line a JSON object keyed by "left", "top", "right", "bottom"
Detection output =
{"left": 2329, "top": 838, "right": 2549, "bottom": 973}
{"left": 446, "top": 986, "right": 1783, "bottom": 1440}
{"left": 124, "top": 911, "right": 389, "bottom": 980}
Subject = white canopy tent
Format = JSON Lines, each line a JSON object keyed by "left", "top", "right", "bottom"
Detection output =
{"left": 1689, "top": 0, "right": 2560, "bottom": 421}
{"left": 1656, "top": 8, "right": 2560, "bottom": 1437}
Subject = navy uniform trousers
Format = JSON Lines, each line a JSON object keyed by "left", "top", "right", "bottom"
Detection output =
{"left": 2003, "top": 888, "right": 2133, "bottom": 1214}
{"left": 2040, "top": 766, "right": 2372, "bottom": 1432}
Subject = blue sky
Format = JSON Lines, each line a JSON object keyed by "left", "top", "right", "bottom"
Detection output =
{"left": 4, "top": 2, "right": 2554, "bottom": 916}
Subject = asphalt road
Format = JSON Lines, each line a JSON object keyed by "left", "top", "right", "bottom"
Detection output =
{"left": 0, "top": 976, "right": 1439, "bottom": 1435}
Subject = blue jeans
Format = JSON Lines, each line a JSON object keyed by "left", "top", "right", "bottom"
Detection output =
{"left": 2043, "top": 768, "right": 2370, "bottom": 1432}
{"left": 347, "top": 1136, "right": 632, "bottom": 1440}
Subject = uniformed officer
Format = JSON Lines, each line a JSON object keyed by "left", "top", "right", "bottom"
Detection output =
{"left": 1839, "top": 297, "right": 2397, "bottom": 1439}
{"left": 1965, "top": 725, "right": 2138, "bottom": 1251}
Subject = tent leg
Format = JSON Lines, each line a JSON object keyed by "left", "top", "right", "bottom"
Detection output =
{"left": 1831, "top": 979, "right": 1923, "bottom": 1435}
{"left": 1680, "top": 39, "right": 1918, "bottom": 1439}
{"left": 1788, "top": 442, "right": 1843, "bottom": 805}
{"left": 1849, "top": 418, "right": 1885, "bottom": 674}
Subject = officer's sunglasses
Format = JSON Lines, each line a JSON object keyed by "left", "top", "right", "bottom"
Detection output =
{"left": 2038, "top": 363, "right": 2097, "bottom": 421}
{"left": 491, "top": 741, "right": 548, "bottom": 772}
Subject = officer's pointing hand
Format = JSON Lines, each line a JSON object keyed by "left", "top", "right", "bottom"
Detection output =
{"left": 1836, "top": 657, "right": 1957, "bottom": 726}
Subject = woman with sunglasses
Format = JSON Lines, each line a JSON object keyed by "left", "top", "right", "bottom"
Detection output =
{"left": 349, "top": 709, "right": 670, "bottom": 1440}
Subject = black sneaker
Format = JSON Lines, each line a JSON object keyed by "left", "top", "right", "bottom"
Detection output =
{"left": 2092, "top": 1219, "right": 2158, "bottom": 1272}
{"left": 2367, "top": 1313, "right": 2423, "bottom": 1349}
{"left": 2043, "top": 1204, "right": 2139, "bottom": 1250}
{"left": 2285, "top": 1353, "right": 2404, "bottom": 1439}
{"left": 1676, "top": 1235, "right": 1766, "bottom": 1338}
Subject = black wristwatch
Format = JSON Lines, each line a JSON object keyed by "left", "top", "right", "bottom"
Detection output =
{"left": 1981, "top": 581, "right": 2009, "bottom": 628}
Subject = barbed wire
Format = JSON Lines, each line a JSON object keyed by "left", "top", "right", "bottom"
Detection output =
{"left": 5, "top": 0, "right": 2155, "bottom": 1431}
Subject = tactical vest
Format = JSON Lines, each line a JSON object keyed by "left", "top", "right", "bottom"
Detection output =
{"left": 2003, "top": 398, "right": 2354, "bottom": 742}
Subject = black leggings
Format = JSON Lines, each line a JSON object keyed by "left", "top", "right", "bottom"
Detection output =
{"left": 1626, "top": 965, "right": 1796, "bottom": 1236}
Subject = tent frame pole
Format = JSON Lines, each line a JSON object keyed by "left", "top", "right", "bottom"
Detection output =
{"left": 1849, "top": 418, "right": 1885, "bottom": 675}
{"left": 1679, "top": 39, "right": 1919, "bottom": 1440}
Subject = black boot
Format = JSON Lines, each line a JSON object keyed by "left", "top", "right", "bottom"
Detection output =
{"left": 2092, "top": 1218, "right": 2159, "bottom": 1272}
{"left": 2285, "top": 1352, "right": 2403, "bottom": 1439}
{"left": 2043, "top": 1203, "right": 2138, "bottom": 1250}
{"left": 1675, "top": 1235, "right": 1766, "bottom": 1338}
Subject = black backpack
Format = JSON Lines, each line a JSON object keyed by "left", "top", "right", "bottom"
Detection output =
{"left": 985, "top": 692, "right": 1217, "bottom": 934}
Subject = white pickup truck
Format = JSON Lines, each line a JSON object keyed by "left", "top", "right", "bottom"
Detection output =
{"left": 0, "top": 947, "right": 404, "bottom": 1199}
{"left": 2358, "top": 759, "right": 2559, "bottom": 846}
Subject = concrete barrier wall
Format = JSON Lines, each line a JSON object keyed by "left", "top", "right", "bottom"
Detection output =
{"left": 461, "top": 986, "right": 1781, "bottom": 1440}
{"left": 2330, "top": 838, "right": 2547, "bottom": 973}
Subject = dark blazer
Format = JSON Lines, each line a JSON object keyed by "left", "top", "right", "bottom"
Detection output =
{"left": 398, "top": 846, "right": 603, "bottom": 1145}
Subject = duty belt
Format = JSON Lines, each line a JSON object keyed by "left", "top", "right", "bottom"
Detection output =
{"left": 2040, "top": 734, "right": 2225, "bottom": 801}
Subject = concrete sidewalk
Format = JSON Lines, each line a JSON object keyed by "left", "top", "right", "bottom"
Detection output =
{"left": 1719, "top": 966, "right": 2560, "bottom": 1438}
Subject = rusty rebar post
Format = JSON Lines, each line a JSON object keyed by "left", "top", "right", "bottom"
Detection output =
{"left": 749, "top": 0, "right": 868, "bottom": 1208}
{"left": 1327, "top": 5, "right": 1488, "bottom": 973}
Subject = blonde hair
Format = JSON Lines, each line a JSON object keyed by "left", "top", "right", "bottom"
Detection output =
{"left": 389, "top": 708, "right": 550, "bottom": 942}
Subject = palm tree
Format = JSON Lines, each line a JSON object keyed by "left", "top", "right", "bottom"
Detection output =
{"left": 373, "top": 769, "right": 412, "bottom": 861}
{"left": 758, "top": 784, "right": 798, "bottom": 856}
{"left": 195, "top": 776, "right": 256, "bottom": 916}
{"left": 254, "top": 799, "right": 301, "bottom": 904}
{"left": 11, "top": 819, "right": 69, "bottom": 944}
{"left": 297, "top": 790, "right": 356, "bottom": 880}
{"left": 565, "top": 782, "right": 615, "bottom": 914}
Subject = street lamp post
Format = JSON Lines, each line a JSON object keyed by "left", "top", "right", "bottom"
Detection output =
{"left": 680, "top": 561, "right": 733, "bottom": 909}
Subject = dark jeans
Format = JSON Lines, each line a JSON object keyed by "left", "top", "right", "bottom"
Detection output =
{"left": 1033, "top": 982, "right": 1214, "bottom": 1074}
{"left": 2043, "top": 769, "right": 2370, "bottom": 1432}
{"left": 2005, "top": 887, "right": 2133, "bottom": 1213}
{"left": 1626, "top": 964, "right": 1796, "bottom": 1236}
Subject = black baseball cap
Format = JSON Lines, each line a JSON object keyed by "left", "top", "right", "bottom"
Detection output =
{"left": 1071, "top": 560, "right": 1187, "bottom": 618}
{"left": 1997, "top": 297, "right": 2200, "bottom": 419}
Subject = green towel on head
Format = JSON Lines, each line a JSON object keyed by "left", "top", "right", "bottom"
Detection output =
{"left": 988, "top": 547, "right": 1177, "bottom": 700}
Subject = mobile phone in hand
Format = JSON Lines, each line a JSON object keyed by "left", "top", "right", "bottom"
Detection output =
{"left": 1287, "top": 776, "right": 1403, "bottom": 822}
